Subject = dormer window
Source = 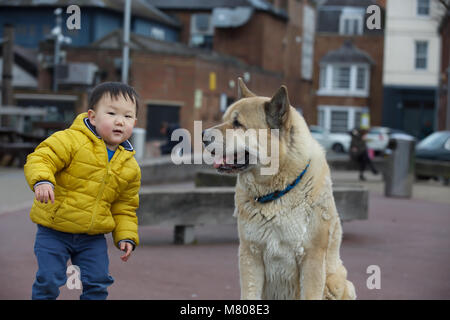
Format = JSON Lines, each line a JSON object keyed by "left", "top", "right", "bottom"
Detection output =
{"left": 318, "top": 41, "right": 373, "bottom": 97}
{"left": 319, "top": 64, "right": 370, "bottom": 97}
{"left": 339, "top": 8, "right": 364, "bottom": 35}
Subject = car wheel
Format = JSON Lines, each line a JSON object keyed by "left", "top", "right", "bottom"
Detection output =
{"left": 332, "top": 143, "right": 344, "bottom": 153}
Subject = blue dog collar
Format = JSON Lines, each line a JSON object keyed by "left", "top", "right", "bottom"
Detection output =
{"left": 255, "top": 161, "right": 311, "bottom": 204}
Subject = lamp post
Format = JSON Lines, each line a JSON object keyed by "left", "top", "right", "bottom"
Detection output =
{"left": 121, "top": 0, "right": 131, "bottom": 84}
{"left": 51, "top": 8, "right": 71, "bottom": 92}
{"left": 1, "top": 24, "right": 13, "bottom": 107}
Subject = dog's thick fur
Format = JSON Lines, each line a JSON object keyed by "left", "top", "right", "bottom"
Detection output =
{"left": 203, "top": 79, "right": 356, "bottom": 300}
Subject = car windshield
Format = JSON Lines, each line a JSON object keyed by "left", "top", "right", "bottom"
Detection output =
{"left": 310, "top": 126, "right": 323, "bottom": 134}
{"left": 368, "top": 128, "right": 382, "bottom": 134}
{"left": 389, "top": 129, "right": 406, "bottom": 135}
{"left": 417, "top": 132, "right": 450, "bottom": 149}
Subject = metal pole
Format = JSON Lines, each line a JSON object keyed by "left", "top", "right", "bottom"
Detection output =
{"left": 53, "top": 9, "right": 62, "bottom": 92}
{"left": 446, "top": 65, "right": 450, "bottom": 130}
{"left": 121, "top": 0, "right": 131, "bottom": 84}
{"left": 2, "top": 24, "right": 14, "bottom": 107}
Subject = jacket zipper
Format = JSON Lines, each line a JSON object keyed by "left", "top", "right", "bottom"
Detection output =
{"left": 87, "top": 147, "right": 118, "bottom": 233}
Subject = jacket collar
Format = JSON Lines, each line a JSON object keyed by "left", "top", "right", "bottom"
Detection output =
{"left": 83, "top": 117, "right": 134, "bottom": 152}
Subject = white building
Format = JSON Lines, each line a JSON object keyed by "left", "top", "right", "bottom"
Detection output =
{"left": 382, "top": 0, "right": 445, "bottom": 138}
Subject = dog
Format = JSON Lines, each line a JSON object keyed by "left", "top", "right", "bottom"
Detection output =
{"left": 202, "top": 78, "right": 356, "bottom": 300}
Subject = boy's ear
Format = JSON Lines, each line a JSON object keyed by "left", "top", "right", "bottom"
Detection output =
{"left": 87, "top": 109, "right": 96, "bottom": 126}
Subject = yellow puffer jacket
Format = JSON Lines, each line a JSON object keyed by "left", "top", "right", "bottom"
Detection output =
{"left": 24, "top": 112, "right": 140, "bottom": 248}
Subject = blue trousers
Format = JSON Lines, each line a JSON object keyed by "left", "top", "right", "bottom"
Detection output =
{"left": 32, "top": 225, "right": 114, "bottom": 300}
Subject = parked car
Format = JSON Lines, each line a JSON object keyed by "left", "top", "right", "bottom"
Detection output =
{"left": 309, "top": 125, "right": 351, "bottom": 153}
{"left": 366, "top": 126, "right": 412, "bottom": 155}
{"left": 415, "top": 131, "right": 450, "bottom": 161}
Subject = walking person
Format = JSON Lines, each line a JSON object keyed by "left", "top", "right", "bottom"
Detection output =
{"left": 349, "top": 128, "right": 378, "bottom": 181}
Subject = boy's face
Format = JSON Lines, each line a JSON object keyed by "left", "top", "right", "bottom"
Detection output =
{"left": 87, "top": 93, "right": 137, "bottom": 151}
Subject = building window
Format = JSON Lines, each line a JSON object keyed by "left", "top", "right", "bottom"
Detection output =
{"left": 150, "top": 27, "right": 165, "bottom": 41}
{"left": 318, "top": 109, "right": 325, "bottom": 128}
{"left": 343, "top": 18, "right": 361, "bottom": 35}
{"left": 415, "top": 41, "right": 428, "bottom": 70}
{"left": 332, "top": 66, "right": 351, "bottom": 89}
{"left": 319, "top": 66, "right": 327, "bottom": 89}
{"left": 318, "top": 106, "right": 369, "bottom": 133}
{"left": 354, "top": 111, "right": 362, "bottom": 128}
{"left": 339, "top": 9, "right": 364, "bottom": 35}
{"left": 318, "top": 64, "right": 370, "bottom": 97}
{"left": 331, "top": 110, "right": 349, "bottom": 133}
{"left": 417, "top": 0, "right": 430, "bottom": 16}
{"left": 190, "top": 14, "right": 214, "bottom": 49}
{"left": 356, "top": 67, "right": 366, "bottom": 90}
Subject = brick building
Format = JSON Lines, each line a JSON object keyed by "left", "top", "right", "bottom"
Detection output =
{"left": 143, "top": 0, "right": 317, "bottom": 130}
{"left": 35, "top": 0, "right": 318, "bottom": 143}
{"left": 2, "top": 0, "right": 321, "bottom": 153}
{"left": 313, "top": 0, "right": 384, "bottom": 133}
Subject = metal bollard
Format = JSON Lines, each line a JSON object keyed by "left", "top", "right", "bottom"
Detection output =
{"left": 384, "top": 134, "right": 416, "bottom": 198}
{"left": 130, "top": 127, "right": 146, "bottom": 161}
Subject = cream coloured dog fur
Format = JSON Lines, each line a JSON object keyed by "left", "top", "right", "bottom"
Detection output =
{"left": 203, "top": 79, "right": 356, "bottom": 300}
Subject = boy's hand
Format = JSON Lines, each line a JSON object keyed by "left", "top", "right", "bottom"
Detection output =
{"left": 120, "top": 241, "right": 133, "bottom": 262}
{"left": 34, "top": 184, "right": 55, "bottom": 204}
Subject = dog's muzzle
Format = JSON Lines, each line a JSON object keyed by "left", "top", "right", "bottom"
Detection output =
{"left": 202, "top": 129, "right": 251, "bottom": 173}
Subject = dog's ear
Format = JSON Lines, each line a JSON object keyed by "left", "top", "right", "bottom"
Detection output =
{"left": 237, "top": 77, "right": 256, "bottom": 99}
{"left": 264, "top": 85, "right": 290, "bottom": 129}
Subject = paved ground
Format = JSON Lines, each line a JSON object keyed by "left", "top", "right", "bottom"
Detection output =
{"left": 0, "top": 166, "right": 449, "bottom": 300}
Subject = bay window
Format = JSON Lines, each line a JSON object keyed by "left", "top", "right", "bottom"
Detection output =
{"left": 318, "top": 63, "right": 370, "bottom": 97}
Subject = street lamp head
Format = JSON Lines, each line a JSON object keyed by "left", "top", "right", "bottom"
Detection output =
{"left": 51, "top": 26, "right": 61, "bottom": 36}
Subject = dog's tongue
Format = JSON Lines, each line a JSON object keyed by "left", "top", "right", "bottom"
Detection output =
{"left": 213, "top": 158, "right": 224, "bottom": 169}
{"left": 213, "top": 155, "right": 234, "bottom": 168}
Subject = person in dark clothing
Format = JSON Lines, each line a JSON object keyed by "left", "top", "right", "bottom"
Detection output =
{"left": 349, "top": 128, "right": 378, "bottom": 181}
{"left": 419, "top": 121, "right": 433, "bottom": 140}
{"left": 159, "top": 122, "right": 180, "bottom": 155}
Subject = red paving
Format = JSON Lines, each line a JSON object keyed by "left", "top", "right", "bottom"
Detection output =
{"left": 0, "top": 192, "right": 449, "bottom": 300}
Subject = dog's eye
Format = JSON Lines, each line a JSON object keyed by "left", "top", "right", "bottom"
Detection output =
{"left": 233, "top": 119, "right": 242, "bottom": 128}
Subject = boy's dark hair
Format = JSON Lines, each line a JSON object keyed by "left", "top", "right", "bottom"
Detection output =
{"left": 88, "top": 82, "right": 139, "bottom": 115}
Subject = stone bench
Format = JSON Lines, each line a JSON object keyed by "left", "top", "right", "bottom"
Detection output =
{"left": 137, "top": 184, "right": 368, "bottom": 244}
{"left": 0, "top": 142, "right": 37, "bottom": 167}
{"left": 139, "top": 155, "right": 210, "bottom": 185}
{"left": 139, "top": 154, "right": 387, "bottom": 185}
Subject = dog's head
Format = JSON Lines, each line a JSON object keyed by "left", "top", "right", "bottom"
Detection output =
{"left": 203, "top": 78, "right": 305, "bottom": 175}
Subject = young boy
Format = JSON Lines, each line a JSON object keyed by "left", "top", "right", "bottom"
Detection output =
{"left": 24, "top": 82, "right": 141, "bottom": 300}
